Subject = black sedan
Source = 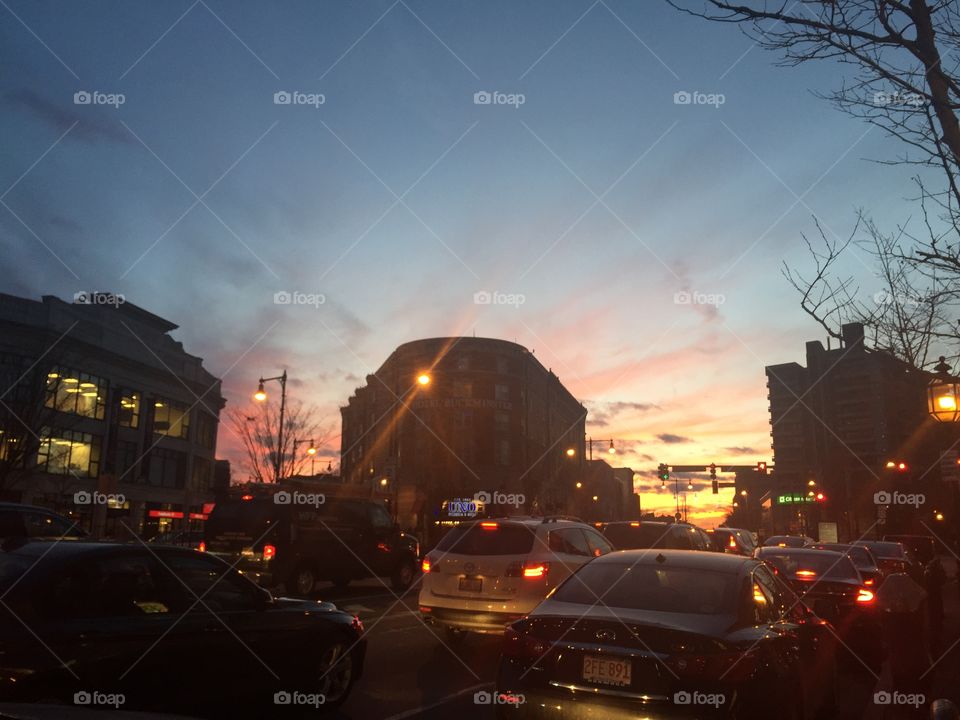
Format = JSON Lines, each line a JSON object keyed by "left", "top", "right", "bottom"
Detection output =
{"left": 756, "top": 547, "right": 883, "bottom": 671}
{"left": 496, "top": 550, "right": 838, "bottom": 720}
{"left": 0, "top": 541, "right": 365, "bottom": 716}
{"left": 808, "top": 543, "right": 883, "bottom": 588}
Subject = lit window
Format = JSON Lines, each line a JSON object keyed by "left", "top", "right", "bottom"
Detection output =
{"left": 45, "top": 366, "right": 107, "bottom": 420}
{"left": 36, "top": 429, "right": 102, "bottom": 477}
{"left": 153, "top": 398, "right": 191, "bottom": 439}
{"left": 119, "top": 391, "right": 140, "bottom": 428}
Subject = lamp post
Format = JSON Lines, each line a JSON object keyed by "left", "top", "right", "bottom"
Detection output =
{"left": 929, "top": 356, "right": 960, "bottom": 422}
{"left": 292, "top": 438, "right": 318, "bottom": 476}
{"left": 254, "top": 370, "right": 287, "bottom": 483}
{"left": 585, "top": 436, "right": 617, "bottom": 461}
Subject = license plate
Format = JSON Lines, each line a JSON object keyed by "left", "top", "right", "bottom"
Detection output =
{"left": 459, "top": 576, "right": 482, "bottom": 592}
{"left": 582, "top": 655, "right": 632, "bottom": 687}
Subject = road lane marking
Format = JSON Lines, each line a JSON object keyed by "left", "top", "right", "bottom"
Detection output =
{"left": 380, "top": 682, "right": 493, "bottom": 720}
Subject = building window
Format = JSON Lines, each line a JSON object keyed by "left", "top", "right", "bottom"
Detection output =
{"left": 497, "top": 357, "right": 509, "bottom": 374}
{"left": 148, "top": 447, "right": 187, "bottom": 489}
{"left": 453, "top": 380, "right": 472, "bottom": 398}
{"left": 455, "top": 410, "right": 474, "bottom": 428}
{"left": 45, "top": 366, "right": 107, "bottom": 420}
{"left": 495, "top": 383, "right": 510, "bottom": 401}
{"left": 497, "top": 439, "right": 511, "bottom": 466}
{"left": 117, "top": 440, "right": 139, "bottom": 479}
{"left": 119, "top": 391, "right": 140, "bottom": 428}
{"left": 195, "top": 411, "right": 216, "bottom": 450}
{"left": 36, "top": 429, "right": 102, "bottom": 477}
{"left": 192, "top": 457, "right": 211, "bottom": 493}
{"left": 456, "top": 355, "right": 470, "bottom": 370}
{"left": 495, "top": 411, "right": 510, "bottom": 430}
{"left": 0, "top": 353, "right": 33, "bottom": 404}
{"left": 153, "top": 398, "right": 191, "bottom": 439}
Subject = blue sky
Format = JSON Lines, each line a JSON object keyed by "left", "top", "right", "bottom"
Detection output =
{"left": 0, "top": 0, "right": 924, "bottom": 523}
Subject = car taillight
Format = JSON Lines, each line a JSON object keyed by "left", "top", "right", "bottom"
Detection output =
{"left": 422, "top": 557, "right": 432, "bottom": 573}
{"left": 795, "top": 569, "right": 817, "bottom": 579}
{"left": 667, "top": 648, "right": 759, "bottom": 683}
{"left": 352, "top": 615, "right": 364, "bottom": 633}
{"left": 197, "top": 541, "right": 206, "bottom": 552}
{"left": 262, "top": 544, "right": 276, "bottom": 561}
{"left": 506, "top": 561, "right": 550, "bottom": 578}
{"left": 856, "top": 588, "right": 875, "bottom": 604}
{"left": 480, "top": 522, "right": 498, "bottom": 530}
{"left": 863, "top": 578, "right": 874, "bottom": 586}
{"left": 523, "top": 563, "right": 549, "bottom": 579}
{"left": 729, "top": 536, "right": 737, "bottom": 550}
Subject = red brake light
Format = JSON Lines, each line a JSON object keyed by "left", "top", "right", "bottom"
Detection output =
{"left": 422, "top": 557, "right": 431, "bottom": 573}
{"left": 864, "top": 578, "right": 874, "bottom": 586}
{"left": 480, "top": 522, "right": 498, "bottom": 530}
{"left": 351, "top": 615, "right": 364, "bottom": 633}
{"left": 522, "top": 562, "right": 549, "bottom": 578}
{"left": 262, "top": 544, "right": 276, "bottom": 561}
{"left": 796, "top": 569, "right": 817, "bottom": 579}
{"left": 729, "top": 536, "right": 737, "bottom": 549}
{"left": 197, "top": 541, "right": 206, "bottom": 553}
{"left": 241, "top": 494, "right": 254, "bottom": 501}
{"left": 630, "top": 522, "right": 640, "bottom": 527}
{"left": 856, "top": 588, "right": 875, "bottom": 604}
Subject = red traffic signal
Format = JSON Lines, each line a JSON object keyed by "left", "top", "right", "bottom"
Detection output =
{"left": 815, "top": 492, "right": 825, "bottom": 502}
{"left": 757, "top": 461, "right": 767, "bottom": 474}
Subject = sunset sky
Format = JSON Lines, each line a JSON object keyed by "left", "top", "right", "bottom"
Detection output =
{"left": 1, "top": 0, "right": 924, "bottom": 526}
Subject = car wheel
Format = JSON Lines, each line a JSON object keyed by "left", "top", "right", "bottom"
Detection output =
{"left": 444, "top": 627, "right": 468, "bottom": 645}
{"left": 391, "top": 558, "right": 416, "bottom": 590}
{"left": 294, "top": 566, "right": 317, "bottom": 596}
{"left": 316, "top": 641, "right": 356, "bottom": 708}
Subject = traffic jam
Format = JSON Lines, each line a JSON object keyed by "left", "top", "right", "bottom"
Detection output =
{"left": 0, "top": 491, "right": 954, "bottom": 719}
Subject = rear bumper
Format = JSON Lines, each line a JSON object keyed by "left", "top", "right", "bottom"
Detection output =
{"left": 420, "top": 606, "right": 527, "bottom": 633}
{"left": 491, "top": 687, "right": 729, "bottom": 720}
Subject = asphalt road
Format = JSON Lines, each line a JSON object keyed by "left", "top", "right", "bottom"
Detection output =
{"left": 293, "top": 577, "right": 888, "bottom": 720}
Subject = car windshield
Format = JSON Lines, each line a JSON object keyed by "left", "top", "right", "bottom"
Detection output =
{"left": 552, "top": 562, "right": 738, "bottom": 615}
{"left": 761, "top": 551, "right": 859, "bottom": 580}
{"left": 602, "top": 523, "right": 670, "bottom": 549}
{"left": 434, "top": 523, "right": 536, "bottom": 555}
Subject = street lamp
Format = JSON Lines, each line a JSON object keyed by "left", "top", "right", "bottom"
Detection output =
{"left": 928, "top": 356, "right": 960, "bottom": 422}
{"left": 417, "top": 373, "right": 431, "bottom": 386}
{"left": 575, "top": 481, "right": 582, "bottom": 489}
{"left": 607, "top": 439, "right": 616, "bottom": 455}
{"left": 254, "top": 371, "right": 287, "bottom": 483}
{"left": 565, "top": 447, "right": 576, "bottom": 457}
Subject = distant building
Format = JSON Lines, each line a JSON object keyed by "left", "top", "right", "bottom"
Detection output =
{"left": 0, "top": 293, "right": 225, "bottom": 537}
{"left": 340, "top": 337, "right": 586, "bottom": 537}
{"left": 765, "top": 322, "right": 954, "bottom": 539}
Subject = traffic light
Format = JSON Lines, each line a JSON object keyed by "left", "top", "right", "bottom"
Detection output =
{"left": 757, "top": 461, "right": 767, "bottom": 475}
{"left": 658, "top": 463, "right": 669, "bottom": 483}
{"left": 709, "top": 463, "right": 718, "bottom": 494}
{"left": 815, "top": 492, "right": 826, "bottom": 502}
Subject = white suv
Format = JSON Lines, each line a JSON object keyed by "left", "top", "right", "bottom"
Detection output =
{"left": 418, "top": 517, "right": 613, "bottom": 640}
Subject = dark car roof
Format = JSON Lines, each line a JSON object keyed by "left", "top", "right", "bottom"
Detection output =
{"left": 0, "top": 503, "right": 66, "bottom": 513}
{"left": 757, "top": 547, "right": 842, "bottom": 557}
{"left": 2, "top": 540, "right": 188, "bottom": 560}
{"left": 598, "top": 548, "right": 757, "bottom": 571}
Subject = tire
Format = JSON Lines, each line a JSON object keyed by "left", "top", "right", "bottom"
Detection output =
{"left": 391, "top": 558, "right": 416, "bottom": 591}
{"left": 292, "top": 566, "right": 317, "bottom": 596}
{"left": 314, "top": 641, "right": 357, "bottom": 709}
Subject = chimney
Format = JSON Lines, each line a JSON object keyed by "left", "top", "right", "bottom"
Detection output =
{"left": 841, "top": 322, "right": 865, "bottom": 350}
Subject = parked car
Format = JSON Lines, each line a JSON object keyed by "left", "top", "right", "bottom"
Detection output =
{"left": 147, "top": 530, "right": 204, "bottom": 551}
{"left": 809, "top": 542, "right": 883, "bottom": 587}
{"left": 883, "top": 534, "right": 937, "bottom": 564}
{"left": 601, "top": 520, "right": 714, "bottom": 551}
{"left": 756, "top": 546, "right": 883, "bottom": 670}
{"left": 204, "top": 492, "right": 419, "bottom": 594}
{"left": 0, "top": 541, "right": 366, "bottom": 715}
{"left": 0, "top": 502, "right": 87, "bottom": 542}
{"left": 419, "top": 517, "right": 612, "bottom": 641}
{"left": 496, "top": 549, "right": 838, "bottom": 720}
{"left": 761, "top": 534, "right": 813, "bottom": 548}
{"left": 709, "top": 526, "right": 757, "bottom": 555}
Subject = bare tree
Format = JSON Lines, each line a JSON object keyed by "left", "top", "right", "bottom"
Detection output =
{"left": 227, "top": 399, "right": 334, "bottom": 483}
{"left": 668, "top": 0, "right": 960, "bottom": 365}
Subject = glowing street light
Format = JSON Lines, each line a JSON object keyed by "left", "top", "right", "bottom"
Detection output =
{"left": 929, "top": 356, "right": 960, "bottom": 422}
{"left": 253, "top": 381, "right": 268, "bottom": 402}
{"left": 565, "top": 447, "right": 576, "bottom": 457}
{"left": 575, "top": 481, "right": 582, "bottom": 489}
{"left": 417, "top": 373, "right": 431, "bottom": 386}
{"left": 607, "top": 439, "right": 616, "bottom": 455}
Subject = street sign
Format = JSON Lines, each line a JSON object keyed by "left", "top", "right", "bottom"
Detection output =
{"left": 940, "top": 453, "right": 960, "bottom": 483}
{"left": 775, "top": 493, "right": 814, "bottom": 505}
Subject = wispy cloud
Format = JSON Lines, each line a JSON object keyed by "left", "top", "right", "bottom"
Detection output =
{"left": 7, "top": 89, "right": 132, "bottom": 145}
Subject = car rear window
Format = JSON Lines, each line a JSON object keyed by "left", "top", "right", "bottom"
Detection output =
{"left": 815, "top": 544, "right": 872, "bottom": 568}
{"left": 553, "top": 562, "right": 737, "bottom": 615}
{"left": 206, "top": 500, "right": 280, "bottom": 537}
{"left": 863, "top": 542, "right": 905, "bottom": 559}
{"left": 761, "top": 551, "right": 859, "bottom": 580}
{"left": 434, "top": 523, "right": 536, "bottom": 555}
{"left": 602, "top": 524, "right": 669, "bottom": 549}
